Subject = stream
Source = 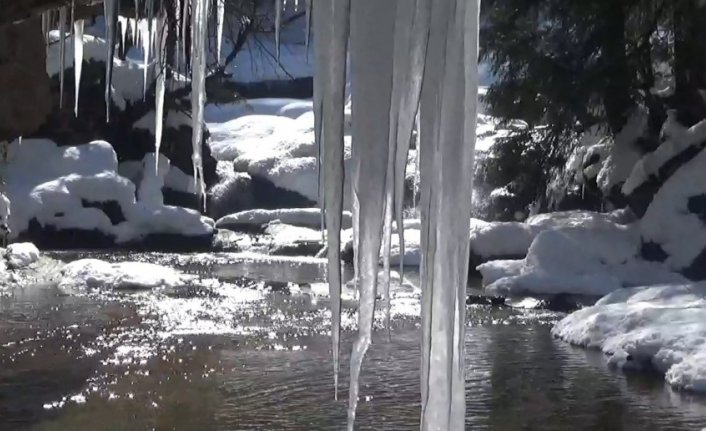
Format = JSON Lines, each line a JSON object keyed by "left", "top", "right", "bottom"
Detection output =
{"left": 1, "top": 251, "right": 705, "bottom": 430}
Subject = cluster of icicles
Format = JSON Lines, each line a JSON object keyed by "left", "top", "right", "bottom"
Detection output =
{"left": 40, "top": 0, "right": 480, "bottom": 428}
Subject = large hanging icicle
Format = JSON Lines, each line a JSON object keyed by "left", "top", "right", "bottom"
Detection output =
{"left": 118, "top": 16, "right": 129, "bottom": 56}
{"left": 73, "top": 20, "right": 85, "bottom": 117}
{"left": 418, "top": 0, "right": 480, "bottom": 429}
{"left": 305, "top": 0, "right": 312, "bottom": 54}
{"left": 275, "top": 0, "right": 283, "bottom": 61}
{"left": 154, "top": 13, "right": 168, "bottom": 175}
{"left": 58, "top": 7, "right": 68, "bottom": 109}
{"left": 191, "top": 0, "right": 211, "bottom": 208}
{"left": 316, "top": 0, "right": 350, "bottom": 403}
{"left": 346, "top": 0, "right": 396, "bottom": 428}
{"left": 216, "top": 0, "right": 225, "bottom": 65}
{"left": 391, "top": 0, "right": 432, "bottom": 291}
{"left": 104, "top": 0, "right": 118, "bottom": 122}
{"left": 312, "top": 0, "right": 327, "bottom": 236}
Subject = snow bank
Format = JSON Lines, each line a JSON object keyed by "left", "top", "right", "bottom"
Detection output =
{"left": 640, "top": 146, "right": 706, "bottom": 271}
{"left": 57, "top": 259, "right": 186, "bottom": 291}
{"left": 470, "top": 210, "right": 633, "bottom": 261}
{"left": 553, "top": 283, "right": 706, "bottom": 392}
{"left": 5, "top": 243, "right": 40, "bottom": 269}
{"left": 478, "top": 222, "right": 685, "bottom": 297}
{"left": 216, "top": 208, "right": 352, "bottom": 230}
{"left": 5, "top": 139, "right": 214, "bottom": 244}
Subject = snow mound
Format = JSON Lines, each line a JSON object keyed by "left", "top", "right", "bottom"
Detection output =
{"left": 216, "top": 208, "right": 352, "bottom": 230}
{"left": 553, "top": 283, "right": 706, "bottom": 393}
{"left": 479, "top": 223, "right": 685, "bottom": 297}
{"left": 471, "top": 210, "right": 635, "bottom": 262}
{"left": 5, "top": 139, "right": 214, "bottom": 243}
{"left": 57, "top": 259, "right": 186, "bottom": 291}
{"left": 5, "top": 243, "right": 40, "bottom": 269}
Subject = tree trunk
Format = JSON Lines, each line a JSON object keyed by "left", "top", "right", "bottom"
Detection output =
{"left": 600, "top": 2, "right": 632, "bottom": 135}
{"left": 673, "top": 0, "right": 706, "bottom": 126}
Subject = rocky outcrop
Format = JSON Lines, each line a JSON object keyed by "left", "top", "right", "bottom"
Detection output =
{"left": 0, "top": 18, "right": 52, "bottom": 143}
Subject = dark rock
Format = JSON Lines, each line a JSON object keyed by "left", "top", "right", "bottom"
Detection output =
{"left": 81, "top": 199, "right": 126, "bottom": 225}
{"left": 269, "top": 240, "right": 323, "bottom": 257}
{"left": 539, "top": 294, "right": 581, "bottom": 313}
{"left": 124, "top": 232, "right": 214, "bottom": 252}
{"left": 18, "top": 218, "right": 116, "bottom": 249}
{"left": 163, "top": 188, "right": 200, "bottom": 211}
{"left": 0, "top": 17, "right": 52, "bottom": 142}
{"left": 207, "top": 172, "right": 255, "bottom": 219}
{"left": 249, "top": 174, "right": 316, "bottom": 209}
{"left": 641, "top": 241, "right": 668, "bottom": 263}
{"left": 231, "top": 78, "right": 314, "bottom": 100}
{"left": 688, "top": 194, "right": 706, "bottom": 222}
{"left": 682, "top": 248, "right": 706, "bottom": 281}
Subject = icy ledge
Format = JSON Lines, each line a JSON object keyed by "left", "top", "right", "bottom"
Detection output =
{"left": 553, "top": 283, "right": 706, "bottom": 393}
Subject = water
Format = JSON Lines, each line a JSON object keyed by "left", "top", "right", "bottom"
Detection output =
{"left": 2, "top": 252, "right": 706, "bottom": 430}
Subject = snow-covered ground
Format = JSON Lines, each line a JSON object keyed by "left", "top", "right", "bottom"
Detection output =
{"left": 554, "top": 283, "right": 706, "bottom": 393}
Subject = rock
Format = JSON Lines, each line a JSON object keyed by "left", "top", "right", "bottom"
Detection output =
{"left": 81, "top": 199, "right": 126, "bottom": 225}
{"left": 466, "top": 295, "right": 506, "bottom": 307}
{"left": 0, "top": 17, "right": 51, "bottom": 142}
{"left": 207, "top": 167, "right": 254, "bottom": 219}
{"left": 216, "top": 208, "right": 348, "bottom": 232}
{"left": 5, "top": 242, "right": 40, "bottom": 269}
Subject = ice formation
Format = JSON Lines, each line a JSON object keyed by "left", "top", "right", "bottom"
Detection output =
{"left": 103, "top": 0, "right": 118, "bottom": 122}
{"left": 216, "top": 0, "right": 225, "bottom": 65}
{"left": 73, "top": 20, "right": 84, "bottom": 117}
{"left": 275, "top": 0, "right": 283, "bottom": 61}
{"left": 154, "top": 13, "right": 168, "bottom": 175}
{"left": 58, "top": 6, "right": 67, "bottom": 109}
{"left": 190, "top": 0, "right": 210, "bottom": 208}
{"left": 348, "top": 0, "right": 395, "bottom": 425}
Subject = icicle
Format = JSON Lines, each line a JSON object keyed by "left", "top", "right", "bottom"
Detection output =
{"left": 141, "top": 19, "right": 151, "bottom": 99}
{"left": 133, "top": 0, "right": 140, "bottom": 42}
{"left": 119, "top": 16, "right": 128, "bottom": 56}
{"left": 191, "top": 0, "right": 211, "bottom": 209}
{"left": 418, "top": 0, "right": 480, "bottom": 429}
{"left": 391, "top": 0, "right": 432, "bottom": 300}
{"left": 147, "top": 0, "right": 155, "bottom": 49}
{"left": 216, "top": 0, "right": 225, "bottom": 65}
{"left": 70, "top": 0, "right": 75, "bottom": 39}
{"left": 155, "top": 13, "right": 168, "bottom": 175}
{"left": 275, "top": 0, "right": 283, "bottom": 62}
{"left": 104, "top": 0, "right": 118, "bottom": 123}
{"left": 74, "top": 20, "right": 85, "bottom": 117}
{"left": 413, "top": 111, "right": 421, "bottom": 212}
{"left": 58, "top": 7, "right": 67, "bottom": 110}
{"left": 305, "top": 0, "right": 312, "bottom": 55}
{"left": 313, "top": 0, "right": 326, "bottom": 237}
{"left": 314, "top": 0, "right": 349, "bottom": 403}
{"left": 181, "top": 0, "right": 190, "bottom": 75}
{"left": 347, "top": 2, "right": 396, "bottom": 428}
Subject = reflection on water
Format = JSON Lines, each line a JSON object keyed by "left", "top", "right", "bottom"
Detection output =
{"left": 1, "top": 253, "right": 706, "bottom": 430}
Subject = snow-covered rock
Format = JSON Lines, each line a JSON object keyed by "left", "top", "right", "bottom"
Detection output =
{"left": 5, "top": 242, "right": 40, "bottom": 269}
{"left": 478, "top": 222, "right": 685, "bottom": 297}
{"left": 216, "top": 208, "right": 351, "bottom": 231}
{"left": 553, "top": 283, "right": 706, "bottom": 393}
{"left": 5, "top": 139, "right": 214, "bottom": 246}
{"left": 640, "top": 146, "right": 706, "bottom": 277}
{"left": 57, "top": 259, "right": 186, "bottom": 291}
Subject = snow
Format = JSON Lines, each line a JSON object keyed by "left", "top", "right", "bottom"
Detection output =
{"left": 553, "top": 283, "right": 706, "bottom": 393}
{"left": 216, "top": 208, "right": 352, "bottom": 230}
{"left": 57, "top": 259, "right": 186, "bottom": 291}
{"left": 5, "top": 243, "right": 40, "bottom": 269}
{"left": 596, "top": 109, "right": 647, "bottom": 192}
{"left": 3, "top": 139, "right": 213, "bottom": 243}
{"left": 640, "top": 145, "right": 706, "bottom": 270}
{"left": 478, "top": 224, "right": 686, "bottom": 297}
{"left": 264, "top": 221, "right": 321, "bottom": 245}
{"left": 623, "top": 112, "right": 706, "bottom": 195}
{"left": 470, "top": 219, "right": 535, "bottom": 259}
